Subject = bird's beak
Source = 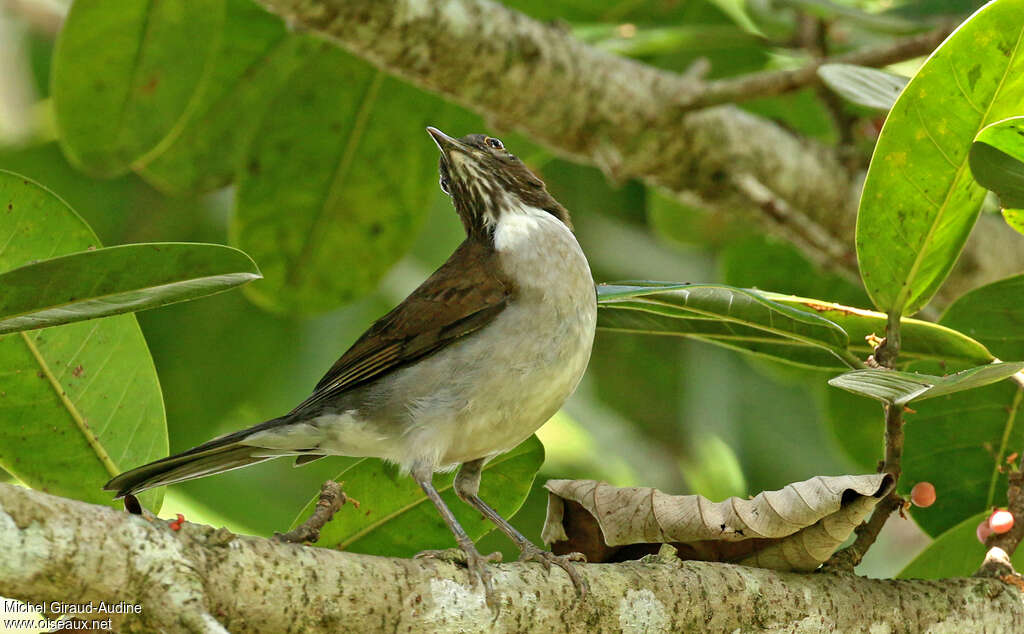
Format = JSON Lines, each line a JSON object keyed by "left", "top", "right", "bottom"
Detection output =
{"left": 427, "top": 127, "right": 470, "bottom": 156}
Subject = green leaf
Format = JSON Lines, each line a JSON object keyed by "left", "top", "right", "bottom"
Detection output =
{"left": 827, "top": 362, "right": 1024, "bottom": 406}
{"left": 52, "top": 0, "right": 225, "bottom": 177}
{"left": 706, "top": 0, "right": 764, "bottom": 36}
{"left": 0, "top": 170, "right": 167, "bottom": 510}
{"left": 290, "top": 436, "right": 544, "bottom": 555}
{"left": 899, "top": 511, "right": 1024, "bottom": 578}
{"left": 1004, "top": 208, "right": 1024, "bottom": 234}
{"left": 969, "top": 116, "right": 1024, "bottom": 209}
{"left": 598, "top": 284, "right": 995, "bottom": 370}
{"left": 941, "top": 273, "right": 1024, "bottom": 361}
{"left": 903, "top": 379, "right": 1023, "bottom": 536}
{"left": 817, "top": 63, "right": 908, "bottom": 110}
{"left": 0, "top": 242, "right": 261, "bottom": 335}
{"left": 768, "top": 294, "right": 994, "bottom": 369}
{"left": 597, "top": 283, "right": 856, "bottom": 368}
{"left": 233, "top": 46, "right": 461, "bottom": 314}
{"left": 969, "top": 143, "right": 1024, "bottom": 208}
{"left": 138, "top": 0, "right": 316, "bottom": 194}
{"left": 856, "top": 0, "right": 1024, "bottom": 316}
{"left": 975, "top": 116, "right": 1024, "bottom": 166}
{"left": 598, "top": 306, "right": 847, "bottom": 369}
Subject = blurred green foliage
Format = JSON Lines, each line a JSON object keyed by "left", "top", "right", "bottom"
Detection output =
{"left": 3, "top": 0, "right": 1020, "bottom": 578}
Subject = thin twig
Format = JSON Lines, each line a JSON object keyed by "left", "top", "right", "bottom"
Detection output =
{"left": 977, "top": 457, "right": 1024, "bottom": 579}
{"left": 273, "top": 480, "right": 357, "bottom": 544}
{"left": 682, "top": 22, "right": 956, "bottom": 110}
{"left": 825, "top": 313, "right": 906, "bottom": 571}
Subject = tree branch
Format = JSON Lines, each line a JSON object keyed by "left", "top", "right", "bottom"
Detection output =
{"left": 2, "top": 484, "right": 1022, "bottom": 632}
{"left": 258, "top": 0, "right": 1024, "bottom": 306}
{"left": 683, "top": 22, "right": 957, "bottom": 110}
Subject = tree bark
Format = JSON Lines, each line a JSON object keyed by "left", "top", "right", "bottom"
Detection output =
{"left": 1, "top": 484, "right": 1021, "bottom": 632}
{"left": 259, "top": 0, "right": 1024, "bottom": 304}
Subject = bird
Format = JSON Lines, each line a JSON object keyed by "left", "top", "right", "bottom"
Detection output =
{"left": 104, "top": 127, "right": 597, "bottom": 600}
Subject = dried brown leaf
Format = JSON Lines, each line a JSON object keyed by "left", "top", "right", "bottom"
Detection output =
{"left": 542, "top": 474, "right": 894, "bottom": 571}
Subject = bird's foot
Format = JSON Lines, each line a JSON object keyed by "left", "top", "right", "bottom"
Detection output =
{"left": 415, "top": 545, "right": 503, "bottom": 608}
{"left": 415, "top": 546, "right": 502, "bottom": 565}
{"left": 517, "top": 542, "right": 589, "bottom": 598}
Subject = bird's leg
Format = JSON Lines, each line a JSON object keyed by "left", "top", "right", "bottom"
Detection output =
{"left": 412, "top": 466, "right": 501, "bottom": 605}
{"left": 455, "top": 459, "right": 588, "bottom": 597}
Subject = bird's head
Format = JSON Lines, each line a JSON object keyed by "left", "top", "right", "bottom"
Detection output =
{"left": 427, "top": 127, "right": 571, "bottom": 238}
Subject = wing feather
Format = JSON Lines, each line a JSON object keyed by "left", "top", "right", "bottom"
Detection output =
{"left": 290, "top": 240, "right": 510, "bottom": 414}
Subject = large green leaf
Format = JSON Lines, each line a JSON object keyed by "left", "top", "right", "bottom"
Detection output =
{"left": 598, "top": 283, "right": 856, "bottom": 366}
{"left": 598, "top": 284, "right": 995, "bottom": 371}
{"left": 290, "top": 436, "right": 544, "bottom": 555}
{"left": 52, "top": 0, "right": 225, "bottom": 177}
{"left": 767, "top": 294, "right": 994, "bottom": 368}
{"left": 233, "top": 46, "right": 460, "bottom": 314}
{"left": 598, "top": 306, "right": 847, "bottom": 370}
{"left": 902, "top": 378, "right": 1023, "bottom": 536}
{"left": 856, "top": 0, "right": 1024, "bottom": 317}
{"left": 969, "top": 116, "right": 1024, "bottom": 209}
{"left": 941, "top": 273, "right": 1024, "bottom": 360}
{"left": 0, "top": 171, "right": 167, "bottom": 509}
{"left": 0, "top": 242, "right": 260, "bottom": 335}
{"left": 899, "top": 511, "right": 1024, "bottom": 578}
{"left": 817, "top": 63, "right": 909, "bottom": 111}
{"left": 827, "top": 362, "right": 1024, "bottom": 406}
{"left": 139, "top": 0, "right": 316, "bottom": 194}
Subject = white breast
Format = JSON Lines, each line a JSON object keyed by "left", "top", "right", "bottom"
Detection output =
{"left": 281, "top": 201, "right": 597, "bottom": 473}
{"left": 390, "top": 202, "right": 595, "bottom": 470}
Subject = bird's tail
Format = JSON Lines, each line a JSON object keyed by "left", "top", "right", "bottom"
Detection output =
{"left": 103, "top": 417, "right": 291, "bottom": 498}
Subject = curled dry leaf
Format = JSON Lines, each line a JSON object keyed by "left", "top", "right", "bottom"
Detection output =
{"left": 542, "top": 474, "right": 894, "bottom": 571}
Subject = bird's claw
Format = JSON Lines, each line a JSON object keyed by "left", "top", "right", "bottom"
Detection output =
{"left": 415, "top": 547, "right": 502, "bottom": 564}
{"left": 415, "top": 545, "right": 503, "bottom": 609}
{"left": 518, "top": 543, "right": 589, "bottom": 598}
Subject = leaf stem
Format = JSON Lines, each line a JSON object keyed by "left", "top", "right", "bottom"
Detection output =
{"left": 824, "top": 310, "right": 905, "bottom": 571}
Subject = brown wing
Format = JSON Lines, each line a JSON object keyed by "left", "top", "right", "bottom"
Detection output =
{"left": 290, "top": 240, "right": 510, "bottom": 414}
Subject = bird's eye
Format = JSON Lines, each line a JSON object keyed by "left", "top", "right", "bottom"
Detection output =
{"left": 485, "top": 137, "right": 504, "bottom": 150}
{"left": 439, "top": 175, "right": 451, "bottom": 195}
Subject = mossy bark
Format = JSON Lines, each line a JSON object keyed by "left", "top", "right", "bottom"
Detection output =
{"left": 2, "top": 484, "right": 1022, "bottom": 632}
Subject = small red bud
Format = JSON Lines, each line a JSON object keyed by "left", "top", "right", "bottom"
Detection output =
{"left": 977, "top": 519, "right": 993, "bottom": 543}
{"left": 910, "top": 482, "right": 936, "bottom": 508}
{"left": 989, "top": 510, "right": 1014, "bottom": 534}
